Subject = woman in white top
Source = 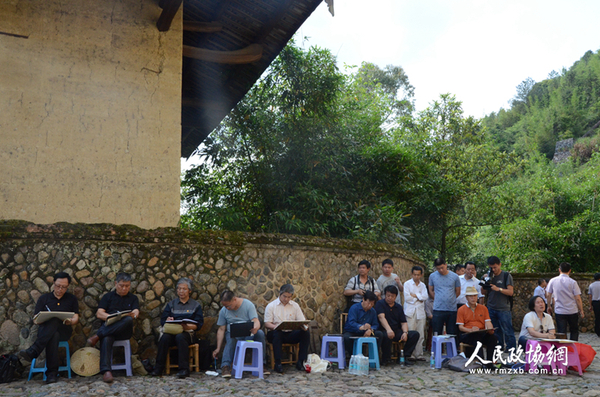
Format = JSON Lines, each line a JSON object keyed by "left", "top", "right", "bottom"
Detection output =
{"left": 518, "top": 295, "right": 556, "bottom": 349}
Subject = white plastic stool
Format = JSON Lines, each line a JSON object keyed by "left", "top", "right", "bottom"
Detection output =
{"left": 110, "top": 339, "right": 133, "bottom": 376}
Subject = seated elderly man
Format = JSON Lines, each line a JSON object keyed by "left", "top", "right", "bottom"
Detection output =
{"left": 456, "top": 286, "right": 497, "bottom": 360}
{"left": 87, "top": 272, "right": 140, "bottom": 383}
{"left": 212, "top": 290, "right": 267, "bottom": 378}
{"left": 18, "top": 272, "right": 79, "bottom": 384}
{"left": 151, "top": 278, "right": 204, "bottom": 378}
{"left": 343, "top": 291, "right": 382, "bottom": 356}
{"left": 264, "top": 284, "right": 310, "bottom": 373}
{"left": 377, "top": 285, "right": 419, "bottom": 365}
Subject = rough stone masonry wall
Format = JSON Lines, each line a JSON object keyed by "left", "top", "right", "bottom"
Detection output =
{"left": 0, "top": 0, "right": 182, "bottom": 229}
{"left": 0, "top": 222, "right": 422, "bottom": 359}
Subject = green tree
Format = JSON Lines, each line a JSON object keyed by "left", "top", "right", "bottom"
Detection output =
{"left": 181, "top": 42, "right": 414, "bottom": 244}
{"left": 393, "top": 95, "right": 522, "bottom": 263}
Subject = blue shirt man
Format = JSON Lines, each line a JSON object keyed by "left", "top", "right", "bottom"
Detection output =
{"left": 428, "top": 258, "right": 461, "bottom": 336}
{"left": 342, "top": 290, "right": 383, "bottom": 355}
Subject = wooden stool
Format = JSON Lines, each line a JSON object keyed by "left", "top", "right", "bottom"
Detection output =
{"left": 459, "top": 342, "right": 474, "bottom": 353}
{"left": 268, "top": 343, "right": 299, "bottom": 369}
{"left": 390, "top": 341, "right": 405, "bottom": 360}
{"left": 165, "top": 343, "right": 200, "bottom": 374}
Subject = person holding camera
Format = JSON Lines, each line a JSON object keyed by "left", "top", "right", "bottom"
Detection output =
{"left": 482, "top": 256, "right": 516, "bottom": 351}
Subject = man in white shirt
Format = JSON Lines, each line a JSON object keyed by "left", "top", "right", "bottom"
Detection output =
{"left": 264, "top": 284, "right": 310, "bottom": 374}
{"left": 589, "top": 273, "right": 600, "bottom": 337}
{"left": 533, "top": 278, "right": 549, "bottom": 312}
{"left": 403, "top": 265, "right": 428, "bottom": 359}
{"left": 457, "top": 262, "right": 484, "bottom": 310}
{"left": 546, "top": 262, "right": 584, "bottom": 341}
{"left": 376, "top": 258, "right": 403, "bottom": 305}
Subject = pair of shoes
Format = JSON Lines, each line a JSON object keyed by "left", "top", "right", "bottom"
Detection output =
{"left": 17, "top": 349, "right": 34, "bottom": 363}
{"left": 149, "top": 369, "right": 162, "bottom": 377}
{"left": 221, "top": 365, "right": 231, "bottom": 378}
{"left": 296, "top": 362, "right": 305, "bottom": 371}
{"left": 403, "top": 360, "right": 415, "bottom": 366}
{"left": 45, "top": 373, "right": 58, "bottom": 384}
{"left": 87, "top": 335, "right": 100, "bottom": 347}
{"left": 274, "top": 363, "right": 284, "bottom": 374}
{"left": 103, "top": 371, "right": 114, "bottom": 383}
{"left": 177, "top": 369, "right": 190, "bottom": 379}
{"left": 382, "top": 359, "right": 394, "bottom": 366}
{"left": 263, "top": 369, "right": 271, "bottom": 375}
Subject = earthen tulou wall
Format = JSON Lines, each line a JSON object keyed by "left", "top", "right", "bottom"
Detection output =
{"left": 0, "top": 222, "right": 422, "bottom": 358}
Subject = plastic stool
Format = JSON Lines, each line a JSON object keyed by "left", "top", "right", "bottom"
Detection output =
{"left": 110, "top": 339, "right": 133, "bottom": 376}
{"left": 524, "top": 340, "right": 556, "bottom": 374}
{"left": 321, "top": 335, "right": 345, "bottom": 369}
{"left": 555, "top": 342, "right": 583, "bottom": 376}
{"left": 431, "top": 336, "right": 457, "bottom": 369}
{"left": 231, "top": 341, "right": 263, "bottom": 379}
{"left": 353, "top": 337, "right": 380, "bottom": 370}
{"left": 28, "top": 341, "right": 71, "bottom": 381}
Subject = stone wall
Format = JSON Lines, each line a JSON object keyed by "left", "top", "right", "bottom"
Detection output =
{"left": 0, "top": 222, "right": 422, "bottom": 358}
{"left": 511, "top": 273, "right": 596, "bottom": 332}
{"left": 0, "top": 0, "right": 182, "bottom": 229}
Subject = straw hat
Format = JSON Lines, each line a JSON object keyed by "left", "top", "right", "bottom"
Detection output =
{"left": 465, "top": 286, "right": 479, "bottom": 296}
{"left": 70, "top": 347, "right": 101, "bottom": 376}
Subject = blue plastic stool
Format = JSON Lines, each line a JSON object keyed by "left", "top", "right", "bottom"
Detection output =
{"left": 353, "top": 337, "right": 380, "bottom": 370}
{"left": 28, "top": 341, "right": 71, "bottom": 381}
{"left": 110, "top": 339, "right": 133, "bottom": 376}
{"left": 321, "top": 335, "right": 346, "bottom": 369}
{"left": 431, "top": 336, "right": 457, "bottom": 369}
{"left": 231, "top": 341, "right": 264, "bottom": 379}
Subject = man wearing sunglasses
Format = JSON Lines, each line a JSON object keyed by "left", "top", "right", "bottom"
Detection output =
{"left": 18, "top": 272, "right": 79, "bottom": 384}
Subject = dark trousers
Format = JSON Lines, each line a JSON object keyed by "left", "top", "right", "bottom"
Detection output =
{"left": 343, "top": 330, "right": 384, "bottom": 357}
{"left": 593, "top": 301, "right": 600, "bottom": 337}
{"left": 459, "top": 331, "right": 498, "bottom": 360}
{"left": 555, "top": 313, "right": 579, "bottom": 341}
{"left": 155, "top": 332, "right": 194, "bottom": 372}
{"left": 28, "top": 318, "right": 72, "bottom": 376}
{"left": 431, "top": 310, "right": 458, "bottom": 336}
{"left": 98, "top": 316, "right": 134, "bottom": 373}
{"left": 381, "top": 329, "right": 419, "bottom": 363}
{"left": 267, "top": 329, "right": 310, "bottom": 366}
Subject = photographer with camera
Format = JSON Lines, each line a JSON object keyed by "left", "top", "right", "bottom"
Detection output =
{"left": 481, "top": 256, "right": 516, "bottom": 351}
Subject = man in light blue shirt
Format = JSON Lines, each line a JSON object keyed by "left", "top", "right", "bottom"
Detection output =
{"left": 212, "top": 290, "right": 267, "bottom": 377}
{"left": 343, "top": 291, "right": 382, "bottom": 356}
{"left": 428, "top": 258, "right": 461, "bottom": 336}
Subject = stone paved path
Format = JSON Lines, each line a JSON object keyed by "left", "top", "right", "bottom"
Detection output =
{"left": 2, "top": 333, "right": 600, "bottom": 397}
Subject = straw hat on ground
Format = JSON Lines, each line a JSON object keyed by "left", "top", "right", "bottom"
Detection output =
{"left": 70, "top": 347, "right": 101, "bottom": 377}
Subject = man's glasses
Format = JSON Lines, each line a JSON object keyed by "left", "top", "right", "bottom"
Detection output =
{"left": 54, "top": 284, "right": 68, "bottom": 291}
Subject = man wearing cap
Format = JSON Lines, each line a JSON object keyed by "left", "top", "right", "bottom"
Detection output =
{"left": 151, "top": 278, "right": 204, "bottom": 379}
{"left": 264, "top": 284, "right": 310, "bottom": 373}
{"left": 457, "top": 286, "right": 497, "bottom": 360}
{"left": 87, "top": 272, "right": 140, "bottom": 383}
{"left": 18, "top": 272, "right": 79, "bottom": 384}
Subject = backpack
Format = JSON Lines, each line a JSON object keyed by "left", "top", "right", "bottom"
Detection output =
{"left": 503, "top": 271, "right": 514, "bottom": 311}
{"left": 0, "top": 354, "right": 18, "bottom": 384}
{"left": 345, "top": 275, "right": 376, "bottom": 311}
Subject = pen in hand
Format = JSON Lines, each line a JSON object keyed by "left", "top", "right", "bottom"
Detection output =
{"left": 46, "top": 305, "right": 51, "bottom": 312}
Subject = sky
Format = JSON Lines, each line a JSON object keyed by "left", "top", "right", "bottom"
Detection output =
{"left": 182, "top": 0, "right": 600, "bottom": 168}
{"left": 297, "top": 0, "right": 600, "bottom": 118}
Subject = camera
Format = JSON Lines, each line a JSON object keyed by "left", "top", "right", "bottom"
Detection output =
{"left": 479, "top": 268, "right": 492, "bottom": 290}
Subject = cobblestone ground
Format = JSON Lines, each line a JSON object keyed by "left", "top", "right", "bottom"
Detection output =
{"left": 3, "top": 333, "right": 600, "bottom": 397}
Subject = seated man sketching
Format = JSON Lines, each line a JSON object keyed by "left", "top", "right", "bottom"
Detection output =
{"left": 18, "top": 272, "right": 79, "bottom": 384}
{"left": 264, "top": 284, "right": 310, "bottom": 373}
{"left": 342, "top": 291, "right": 382, "bottom": 356}
{"left": 212, "top": 290, "right": 267, "bottom": 378}
{"left": 456, "top": 286, "right": 497, "bottom": 360}
{"left": 87, "top": 272, "right": 140, "bottom": 383}
{"left": 151, "top": 278, "right": 204, "bottom": 379}
{"left": 376, "top": 285, "right": 419, "bottom": 365}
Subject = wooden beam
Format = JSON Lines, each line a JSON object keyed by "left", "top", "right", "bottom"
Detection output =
{"left": 156, "top": 0, "right": 182, "bottom": 32}
{"left": 183, "top": 21, "right": 223, "bottom": 33}
{"left": 182, "top": 97, "right": 232, "bottom": 111}
{"left": 183, "top": 44, "right": 263, "bottom": 64}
